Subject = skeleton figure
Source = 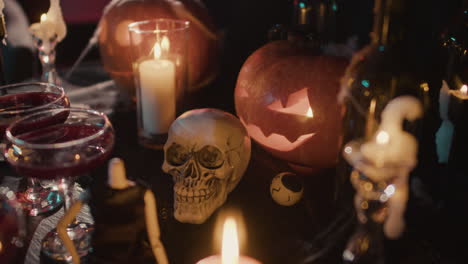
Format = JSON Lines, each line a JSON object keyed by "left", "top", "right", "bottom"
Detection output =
{"left": 162, "top": 109, "right": 251, "bottom": 224}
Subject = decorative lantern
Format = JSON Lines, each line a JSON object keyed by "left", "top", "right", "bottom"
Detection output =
{"left": 98, "top": 0, "right": 220, "bottom": 96}
{"left": 234, "top": 40, "right": 348, "bottom": 173}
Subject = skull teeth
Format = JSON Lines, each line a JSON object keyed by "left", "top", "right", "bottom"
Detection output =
{"left": 175, "top": 188, "right": 215, "bottom": 203}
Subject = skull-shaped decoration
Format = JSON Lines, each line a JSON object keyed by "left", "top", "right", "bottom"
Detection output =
{"left": 162, "top": 109, "right": 251, "bottom": 224}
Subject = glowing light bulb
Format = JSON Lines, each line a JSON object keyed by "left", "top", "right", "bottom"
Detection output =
{"left": 40, "top": 13, "right": 47, "bottom": 22}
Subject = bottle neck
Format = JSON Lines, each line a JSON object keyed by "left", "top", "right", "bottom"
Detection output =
{"left": 445, "top": 1, "right": 468, "bottom": 86}
{"left": 371, "top": 0, "right": 412, "bottom": 47}
{"left": 291, "top": 0, "right": 338, "bottom": 42}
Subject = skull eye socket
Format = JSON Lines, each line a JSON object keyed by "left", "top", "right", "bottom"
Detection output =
{"left": 166, "top": 143, "right": 190, "bottom": 166}
{"left": 197, "top": 145, "right": 224, "bottom": 169}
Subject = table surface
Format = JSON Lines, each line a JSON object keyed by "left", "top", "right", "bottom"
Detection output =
{"left": 0, "top": 64, "right": 467, "bottom": 264}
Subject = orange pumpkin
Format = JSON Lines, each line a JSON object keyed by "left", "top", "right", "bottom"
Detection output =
{"left": 99, "top": 0, "right": 220, "bottom": 95}
{"left": 235, "top": 40, "right": 348, "bottom": 173}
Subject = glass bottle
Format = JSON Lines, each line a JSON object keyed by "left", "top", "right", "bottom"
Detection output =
{"left": 268, "top": 0, "right": 339, "bottom": 47}
{"left": 340, "top": 0, "right": 442, "bottom": 190}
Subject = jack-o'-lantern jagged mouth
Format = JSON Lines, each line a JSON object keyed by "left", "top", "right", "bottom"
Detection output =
{"left": 240, "top": 118, "right": 316, "bottom": 152}
{"left": 266, "top": 88, "right": 314, "bottom": 118}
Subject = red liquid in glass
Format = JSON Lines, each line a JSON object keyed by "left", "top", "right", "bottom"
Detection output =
{"left": 7, "top": 124, "right": 113, "bottom": 179}
{"left": 0, "top": 92, "right": 69, "bottom": 136}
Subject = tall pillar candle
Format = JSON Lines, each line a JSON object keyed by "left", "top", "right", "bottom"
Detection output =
{"left": 138, "top": 56, "right": 176, "bottom": 134}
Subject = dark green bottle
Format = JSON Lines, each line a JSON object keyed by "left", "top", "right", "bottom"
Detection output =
{"left": 340, "top": 0, "right": 442, "bottom": 192}
{"left": 440, "top": 0, "right": 468, "bottom": 186}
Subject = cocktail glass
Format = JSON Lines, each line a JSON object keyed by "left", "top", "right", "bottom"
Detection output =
{"left": 0, "top": 82, "right": 69, "bottom": 216}
{"left": 4, "top": 108, "right": 115, "bottom": 261}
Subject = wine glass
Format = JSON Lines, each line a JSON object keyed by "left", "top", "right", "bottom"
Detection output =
{"left": 0, "top": 82, "right": 70, "bottom": 216}
{"left": 4, "top": 108, "right": 115, "bottom": 261}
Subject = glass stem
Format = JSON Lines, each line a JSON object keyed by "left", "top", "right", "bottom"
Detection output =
{"left": 58, "top": 178, "right": 74, "bottom": 215}
{"left": 39, "top": 49, "right": 58, "bottom": 85}
{"left": 26, "top": 177, "right": 43, "bottom": 201}
{"left": 32, "top": 34, "right": 59, "bottom": 85}
{"left": 344, "top": 171, "right": 390, "bottom": 264}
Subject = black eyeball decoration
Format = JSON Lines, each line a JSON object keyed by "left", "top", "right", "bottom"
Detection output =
{"left": 270, "top": 172, "right": 304, "bottom": 206}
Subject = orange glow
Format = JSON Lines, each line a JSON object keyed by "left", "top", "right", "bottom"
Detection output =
{"left": 306, "top": 107, "right": 313, "bottom": 118}
{"left": 222, "top": 218, "right": 239, "bottom": 264}
{"left": 267, "top": 88, "right": 314, "bottom": 117}
{"left": 242, "top": 119, "right": 316, "bottom": 152}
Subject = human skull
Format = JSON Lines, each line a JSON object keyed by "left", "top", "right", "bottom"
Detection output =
{"left": 162, "top": 109, "right": 251, "bottom": 224}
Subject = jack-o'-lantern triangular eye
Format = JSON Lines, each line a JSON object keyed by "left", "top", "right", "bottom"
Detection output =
{"left": 267, "top": 88, "right": 313, "bottom": 118}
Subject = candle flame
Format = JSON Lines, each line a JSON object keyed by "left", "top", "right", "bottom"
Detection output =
{"left": 153, "top": 42, "right": 161, "bottom": 59}
{"left": 161, "top": 36, "right": 170, "bottom": 52}
{"left": 222, "top": 218, "right": 239, "bottom": 264}
{"left": 460, "top": 84, "right": 468, "bottom": 95}
{"left": 376, "top": 130, "right": 389, "bottom": 145}
{"left": 40, "top": 13, "right": 47, "bottom": 22}
{"left": 306, "top": 107, "right": 313, "bottom": 118}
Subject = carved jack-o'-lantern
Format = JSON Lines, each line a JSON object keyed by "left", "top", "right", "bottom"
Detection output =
{"left": 235, "top": 40, "right": 348, "bottom": 173}
{"left": 99, "top": 0, "right": 220, "bottom": 95}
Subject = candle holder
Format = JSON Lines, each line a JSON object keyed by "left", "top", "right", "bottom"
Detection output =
{"left": 341, "top": 140, "right": 412, "bottom": 264}
{"left": 128, "top": 19, "right": 189, "bottom": 148}
{"left": 31, "top": 32, "right": 59, "bottom": 85}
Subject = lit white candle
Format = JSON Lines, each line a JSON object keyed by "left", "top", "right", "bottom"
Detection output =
{"left": 138, "top": 39, "right": 176, "bottom": 134}
{"left": 30, "top": 0, "right": 67, "bottom": 42}
{"left": 196, "top": 218, "right": 261, "bottom": 264}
